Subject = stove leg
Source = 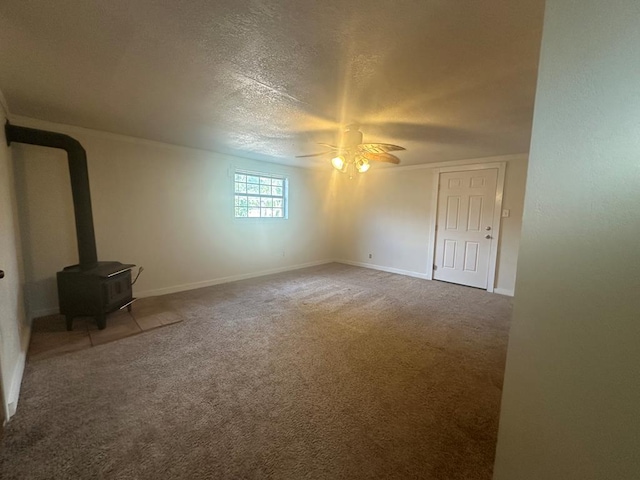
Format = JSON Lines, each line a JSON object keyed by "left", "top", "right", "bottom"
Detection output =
{"left": 65, "top": 315, "right": 73, "bottom": 331}
{"left": 96, "top": 314, "right": 107, "bottom": 330}
{"left": 127, "top": 304, "right": 132, "bottom": 313}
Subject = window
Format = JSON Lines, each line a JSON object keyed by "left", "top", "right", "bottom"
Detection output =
{"left": 234, "top": 170, "right": 288, "bottom": 218}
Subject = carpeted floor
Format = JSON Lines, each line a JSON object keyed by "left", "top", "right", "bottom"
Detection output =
{"left": 0, "top": 263, "right": 512, "bottom": 479}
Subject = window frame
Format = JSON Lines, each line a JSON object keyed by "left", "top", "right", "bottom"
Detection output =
{"left": 233, "top": 169, "right": 289, "bottom": 220}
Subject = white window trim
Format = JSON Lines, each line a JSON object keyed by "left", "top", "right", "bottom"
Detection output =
{"left": 233, "top": 168, "right": 289, "bottom": 220}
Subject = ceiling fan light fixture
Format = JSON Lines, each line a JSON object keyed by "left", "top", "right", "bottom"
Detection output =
{"left": 331, "top": 156, "right": 346, "bottom": 171}
{"left": 297, "top": 125, "right": 403, "bottom": 176}
{"left": 356, "top": 159, "right": 370, "bottom": 173}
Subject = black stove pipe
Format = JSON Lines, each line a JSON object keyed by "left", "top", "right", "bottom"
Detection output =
{"left": 5, "top": 121, "right": 98, "bottom": 268}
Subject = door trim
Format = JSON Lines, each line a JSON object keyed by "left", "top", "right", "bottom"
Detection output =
{"left": 427, "top": 162, "right": 506, "bottom": 292}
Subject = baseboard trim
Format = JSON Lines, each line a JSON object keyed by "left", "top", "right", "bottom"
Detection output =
{"left": 334, "top": 260, "right": 432, "bottom": 280}
{"left": 29, "top": 306, "right": 59, "bottom": 320}
{"left": 135, "top": 260, "right": 334, "bottom": 298}
{"left": 26, "top": 261, "right": 335, "bottom": 317}
{"left": 7, "top": 356, "right": 25, "bottom": 417}
{"left": 493, "top": 287, "right": 515, "bottom": 297}
{"left": 6, "top": 327, "right": 31, "bottom": 418}
{"left": 27, "top": 259, "right": 511, "bottom": 320}
{"left": 337, "top": 260, "right": 517, "bottom": 295}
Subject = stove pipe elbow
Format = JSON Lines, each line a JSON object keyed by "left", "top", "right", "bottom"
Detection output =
{"left": 5, "top": 121, "right": 98, "bottom": 268}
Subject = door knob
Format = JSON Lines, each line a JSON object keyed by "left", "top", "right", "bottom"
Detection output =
{"left": 485, "top": 226, "right": 492, "bottom": 231}
{"left": 485, "top": 234, "right": 492, "bottom": 239}
{"left": 0, "top": 270, "right": 4, "bottom": 279}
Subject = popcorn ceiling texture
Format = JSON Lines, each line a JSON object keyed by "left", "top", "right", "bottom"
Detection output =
{"left": 0, "top": 0, "right": 544, "bottom": 166}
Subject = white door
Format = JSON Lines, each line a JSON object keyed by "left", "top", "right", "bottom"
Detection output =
{"left": 433, "top": 168, "right": 498, "bottom": 289}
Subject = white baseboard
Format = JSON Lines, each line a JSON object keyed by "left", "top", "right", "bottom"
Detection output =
{"left": 334, "top": 259, "right": 432, "bottom": 280}
{"left": 336, "top": 260, "right": 517, "bottom": 297}
{"left": 493, "top": 287, "right": 515, "bottom": 297}
{"left": 135, "top": 260, "right": 334, "bottom": 298}
{"left": 6, "top": 327, "right": 31, "bottom": 418}
{"left": 29, "top": 306, "right": 59, "bottom": 320}
{"left": 28, "top": 260, "right": 512, "bottom": 321}
{"left": 26, "top": 261, "right": 335, "bottom": 315}
{"left": 7, "top": 355, "right": 25, "bottom": 417}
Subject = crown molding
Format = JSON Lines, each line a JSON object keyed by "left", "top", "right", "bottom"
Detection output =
{"left": 369, "top": 152, "right": 528, "bottom": 173}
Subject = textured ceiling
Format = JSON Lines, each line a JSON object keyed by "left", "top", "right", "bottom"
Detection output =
{"left": 0, "top": 0, "right": 545, "bottom": 167}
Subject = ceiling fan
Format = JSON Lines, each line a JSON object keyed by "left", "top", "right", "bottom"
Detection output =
{"left": 296, "top": 123, "right": 405, "bottom": 178}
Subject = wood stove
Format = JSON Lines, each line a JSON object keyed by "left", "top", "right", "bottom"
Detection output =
{"left": 57, "top": 262, "right": 136, "bottom": 330}
{"left": 5, "top": 121, "right": 136, "bottom": 330}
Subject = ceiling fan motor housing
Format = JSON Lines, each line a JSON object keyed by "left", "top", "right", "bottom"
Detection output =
{"left": 341, "top": 126, "right": 363, "bottom": 149}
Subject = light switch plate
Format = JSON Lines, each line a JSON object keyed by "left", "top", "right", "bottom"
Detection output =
{"left": 502, "top": 209, "right": 510, "bottom": 218}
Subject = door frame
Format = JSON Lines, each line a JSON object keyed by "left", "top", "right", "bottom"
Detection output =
{"left": 426, "top": 161, "right": 506, "bottom": 292}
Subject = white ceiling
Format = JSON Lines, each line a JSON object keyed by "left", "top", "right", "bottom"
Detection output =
{"left": 0, "top": 0, "right": 545, "bottom": 167}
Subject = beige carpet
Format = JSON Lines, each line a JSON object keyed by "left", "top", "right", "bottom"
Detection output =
{"left": 0, "top": 263, "right": 512, "bottom": 479}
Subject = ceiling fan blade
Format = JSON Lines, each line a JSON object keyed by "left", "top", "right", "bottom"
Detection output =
{"left": 362, "top": 152, "right": 401, "bottom": 164}
{"left": 358, "top": 143, "right": 406, "bottom": 154}
{"left": 295, "top": 151, "right": 332, "bottom": 158}
{"left": 317, "top": 143, "right": 338, "bottom": 149}
{"left": 295, "top": 142, "right": 339, "bottom": 158}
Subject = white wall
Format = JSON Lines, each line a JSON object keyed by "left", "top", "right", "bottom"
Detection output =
{"left": 494, "top": 157, "right": 527, "bottom": 293}
{"left": 11, "top": 116, "right": 335, "bottom": 317}
{"left": 0, "top": 93, "right": 29, "bottom": 420}
{"left": 334, "top": 154, "right": 528, "bottom": 294}
{"left": 10, "top": 116, "right": 528, "bottom": 320}
{"left": 494, "top": 1, "right": 640, "bottom": 478}
{"left": 334, "top": 167, "right": 436, "bottom": 277}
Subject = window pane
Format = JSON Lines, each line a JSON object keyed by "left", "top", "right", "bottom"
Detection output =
{"left": 234, "top": 171, "right": 287, "bottom": 218}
